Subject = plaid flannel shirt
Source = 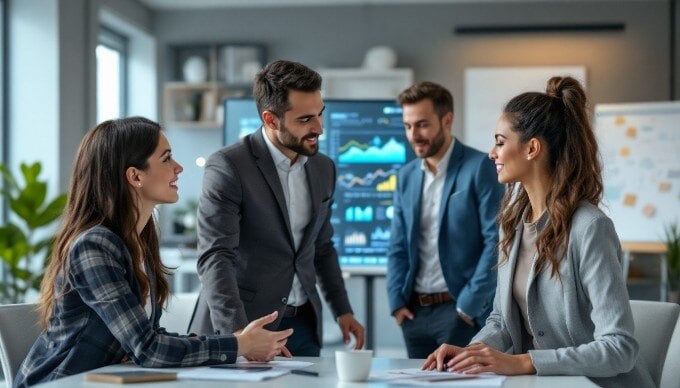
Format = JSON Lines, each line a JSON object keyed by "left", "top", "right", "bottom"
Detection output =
{"left": 14, "top": 226, "right": 237, "bottom": 387}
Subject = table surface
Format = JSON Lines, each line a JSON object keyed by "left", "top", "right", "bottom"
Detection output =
{"left": 36, "top": 357, "right": 599, "bottom": 387}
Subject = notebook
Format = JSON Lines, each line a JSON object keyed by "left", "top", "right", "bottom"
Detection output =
{"left": 85, "top": 370, "right": 177, "bottom": 383}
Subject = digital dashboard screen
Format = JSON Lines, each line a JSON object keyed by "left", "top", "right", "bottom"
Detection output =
{"left": 324, "top": 100, "right": 414, "bottom": 272}
{"left": 224, "top": 98, "right": 414, "bottom": 272}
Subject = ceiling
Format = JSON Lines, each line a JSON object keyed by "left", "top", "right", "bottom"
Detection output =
{"left": 137, "top": 0, "right": 557, "bottom": 10}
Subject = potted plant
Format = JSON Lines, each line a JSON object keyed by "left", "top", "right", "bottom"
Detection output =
{"left": 0, "top": 162, "right": 67, "bottom": 304}
{"left": 665, "top": 222, "right": 680, "bottom": 304}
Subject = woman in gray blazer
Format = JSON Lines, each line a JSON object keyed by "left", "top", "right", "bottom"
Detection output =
{"left": 422, "top": 77, "right": 654, "bottom": 388}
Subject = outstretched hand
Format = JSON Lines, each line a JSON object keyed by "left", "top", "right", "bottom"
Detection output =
{"left": 236, "top": 311, "right": 293, "bottom": 362}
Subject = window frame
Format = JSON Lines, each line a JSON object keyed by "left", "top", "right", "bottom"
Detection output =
{"left": 97, "top": 26, "right": 128, "bottom": 121}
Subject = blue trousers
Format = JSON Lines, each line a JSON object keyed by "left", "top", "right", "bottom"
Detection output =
{"left": 277, "top": 303, "right": 321, "bottom": 356}
{"left": 400, "top": 300, "right": 480, "bottom": 359}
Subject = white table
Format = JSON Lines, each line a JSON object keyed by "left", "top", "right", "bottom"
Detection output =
{"left": 35, "top": 357, "right": 599, "bottom": 387}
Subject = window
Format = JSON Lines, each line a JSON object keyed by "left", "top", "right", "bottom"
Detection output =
{"left": 96, "top": 27, "right": 127, "bottom": 122}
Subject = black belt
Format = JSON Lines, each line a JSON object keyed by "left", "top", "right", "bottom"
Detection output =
{"left": 283, "top": 302, "right": 309, "bottom": 318}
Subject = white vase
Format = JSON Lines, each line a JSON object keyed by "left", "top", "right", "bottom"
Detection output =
{"left": 183, "top": 56, "right": 208, "bottom": 83}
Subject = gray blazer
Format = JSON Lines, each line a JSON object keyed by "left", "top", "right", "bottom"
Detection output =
{"left": 188, "top": 129, "right": 353, "bottom": 344}
{"left": 471, "top": 202, "right": 654, "bottom": 388}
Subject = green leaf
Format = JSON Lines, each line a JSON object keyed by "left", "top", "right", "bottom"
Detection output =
{"left": 16, "top": 182, "right": 48, "bottom": 225}
{"left": 0, "top": 223, "right": 29, "bottom": 265}
{"left": 8, "top": 196, "right": 33, "bottom": 222}
{"left": 0, "top": 163, "right": 18, "bottom": 191}
{"left": 0, "top": 160, "right": 65, "bottom": 303}
{"left": 29, "top": 193, "right": 67, "bottom": 228}
{"left": 10, "top": 267, "right": 31, "bottom": 281}
{"left": 21, "top": 162, "right": 42, "bottom": 184}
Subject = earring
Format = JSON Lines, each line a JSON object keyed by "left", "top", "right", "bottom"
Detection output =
{"left": 527, "top": 156, "right": 532, "bottom": 160}
{"left": 138, "top": 183, "right": 142, "bottom": 187}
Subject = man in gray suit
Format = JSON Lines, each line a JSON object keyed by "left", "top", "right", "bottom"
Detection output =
{"left": 189, "top": 60, "right": 365, "bottom": 356}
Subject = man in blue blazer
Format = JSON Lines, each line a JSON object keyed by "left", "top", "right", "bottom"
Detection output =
{"left": 387, "top": 82, "right": 503, "bottom": 358}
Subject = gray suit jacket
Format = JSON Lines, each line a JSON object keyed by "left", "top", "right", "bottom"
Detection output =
{"left": 471, "top": 202, "right": 654, "bottom": 388}
{"left": 188, "top": 129, "right": 353, "bottom": 344}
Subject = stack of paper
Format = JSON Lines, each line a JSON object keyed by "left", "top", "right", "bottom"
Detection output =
{"left": 370, "top": 368, "right": 506, "bottom": 386}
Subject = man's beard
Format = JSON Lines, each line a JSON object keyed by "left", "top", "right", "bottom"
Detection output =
{"left": 279, "top": 122, "right": 319, "bottom": 156}
{"left": 411, "top": 121, "right": 447, "bottom": 158}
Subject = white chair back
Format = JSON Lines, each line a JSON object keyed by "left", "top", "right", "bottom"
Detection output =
{"left": 159, "top": 293, "right": 199, "bottom": 335}
{"left": 0, "top": 303, "right": 41, "bottom": 387}
{"left": 661, "top": 312, "right": 680, "bottom": 388}
{"left": 630, "top": 300, "right": 680, "bottom": 387}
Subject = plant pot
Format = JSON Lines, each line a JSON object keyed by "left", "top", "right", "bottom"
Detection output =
{"left": 668, "top": 290, "right": 680, "bottom": 304}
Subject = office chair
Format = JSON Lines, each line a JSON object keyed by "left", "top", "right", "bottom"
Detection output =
{"left": 0, "top": 303, "right": 41, "bottom": 387}
{"left": 629, "top": 300, "right": 680, "bottom": 387}
{"left": 660, "top": 311, "right": 680, "bottom": 388}
{"left": 159, "top": 293, "right": 199, "bottom": 334}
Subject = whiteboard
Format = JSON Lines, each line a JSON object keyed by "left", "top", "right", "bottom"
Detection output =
{"left": 596, "top": 101, "right": 680, "bottom": 242}
{"left": 464, "top": 66, "right": 586, "bottom": 153}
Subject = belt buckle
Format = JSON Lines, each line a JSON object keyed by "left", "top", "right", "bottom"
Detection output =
{"left": 285, "top": 305, "right": 298, "bottom": 317}
{"left": 418, "top": 294, "right": 433, "bottom": 306}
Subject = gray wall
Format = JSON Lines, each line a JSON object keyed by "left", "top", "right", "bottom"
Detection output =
{"left": 154, "top": 0, "right": 672, "bottom": 138}
{"left": 152, "top": 0, "right": 676, "bottom": 351}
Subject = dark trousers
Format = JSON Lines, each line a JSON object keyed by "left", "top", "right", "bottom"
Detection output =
{"left": 277, "top": 303, "right": 321, "bottom": 356}
{"left": 400, "top": 300, "right": 480, "bottom": 359}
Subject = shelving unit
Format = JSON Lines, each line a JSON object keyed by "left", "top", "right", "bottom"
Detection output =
{"left": 163, "top": 43, "right": 265, "bottom": 128}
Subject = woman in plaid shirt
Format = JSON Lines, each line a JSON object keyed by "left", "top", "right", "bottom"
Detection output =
{"left": 14, "top": 117, "right": 292, "bottom": 387}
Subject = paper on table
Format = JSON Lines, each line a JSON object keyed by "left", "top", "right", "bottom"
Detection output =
{"left": 177, "top": 367, "right": 287, "bottom": 381}
{"left": 237, "top": 360, "right": 314, "bottom": 369}
{"left": 370, "top": 369, "right": 505, "bottom": 386}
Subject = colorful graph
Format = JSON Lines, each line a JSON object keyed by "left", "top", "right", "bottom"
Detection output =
{"left": 376, "top": 175, "right": 397, "bottom": 192}
{"left": 344, "top": 231, "right": 367, "bottom": 246}
{"left": 338, "top": 136, "right": 406, "bottom": 164}
{"left": 345, "top": 206, "right": 374, "bottom": 222}
{"left": 337, "top": 168, "right": 398, "bottom": 189}
{"left": 371, "top": 227, "right": 390, "bottom": 241}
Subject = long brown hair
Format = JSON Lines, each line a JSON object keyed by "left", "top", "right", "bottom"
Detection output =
{"left": 498, "top": 76, "right": 603, "bottom": 278}
{"left": 37, "top": 117, "right": 172, "bottom": 328}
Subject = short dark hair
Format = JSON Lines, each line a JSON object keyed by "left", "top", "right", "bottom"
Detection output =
{"left": 397, "top": 81, "right": 454, "bottom": 118}
{"left": 253, "top": 60, "right": 322, "bottom": 118}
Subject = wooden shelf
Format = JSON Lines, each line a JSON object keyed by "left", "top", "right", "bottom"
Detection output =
{"left": 621, "top": 242, "right": 667, "bottom": 254}
{"left": 163, "top": 42, "right": 266, "bottom": 128}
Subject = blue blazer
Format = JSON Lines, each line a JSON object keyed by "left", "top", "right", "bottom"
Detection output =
{"left": 386, "top": 140, "right": 504, "bottom": 320}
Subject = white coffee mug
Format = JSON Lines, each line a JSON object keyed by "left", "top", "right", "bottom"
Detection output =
{"left": 335, "top": 349, "right": 373, "bottom": 382}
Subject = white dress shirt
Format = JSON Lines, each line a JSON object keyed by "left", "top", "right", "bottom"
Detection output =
{"left": 263, "top": 130, "right": 311, "bottom": 307}
{"left": 414, "top": 139, "right": 455, "bottom": 294}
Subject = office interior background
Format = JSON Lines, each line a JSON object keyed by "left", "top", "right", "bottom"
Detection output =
{"left": 1, "top": 0, "right": 679, "bottom": 358}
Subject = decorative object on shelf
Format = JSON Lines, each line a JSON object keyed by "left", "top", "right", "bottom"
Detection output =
{"left": 362, "top": 46, "right": 397, "bottom": 70}
{"left": 182, "top": 55, "right": 208, "bottom": 83}
{"left": 664, "top": 222, "right": 680, "bottom": 303}
{"left": 0, "top": 162, "right": 67, "bottom": 303}
{"left": 219, "top": 45, "right": 263, "bottom": 84}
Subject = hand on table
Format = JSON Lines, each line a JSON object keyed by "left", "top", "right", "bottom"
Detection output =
{"left": 422, "top": 343, "right": 536, "bottom": 375}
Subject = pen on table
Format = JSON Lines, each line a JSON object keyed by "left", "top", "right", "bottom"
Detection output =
{"left": 290, "top": 369, "right": 319, "bottom": 377}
